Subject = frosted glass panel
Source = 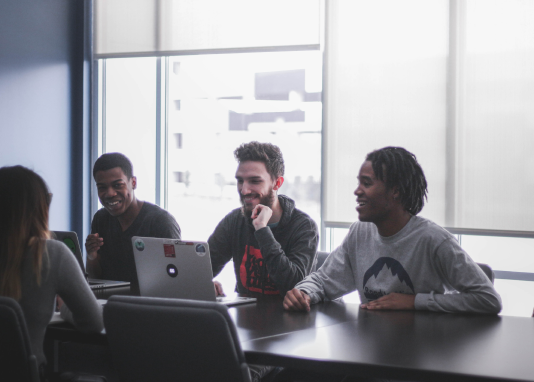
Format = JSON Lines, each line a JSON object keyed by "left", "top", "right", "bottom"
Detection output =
{"left": 325, "top": 0, "right": 449, "bottom": 225}
{"left": 461, "top": 235, "right": 534, "bottom": 274}
{"left": 454, "top": 0, "right": 534, "bottom": 231}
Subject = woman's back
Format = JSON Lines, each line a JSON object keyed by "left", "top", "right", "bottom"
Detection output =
{"left": 18, "top": 239, "right": 103, "bottom": 365}
{"left": 0, "top": 166, "right": 103, "bottom": 370}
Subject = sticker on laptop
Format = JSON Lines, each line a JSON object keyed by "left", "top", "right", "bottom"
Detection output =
{"left": 167, "top": 264, "right": 178, "bottom": 278}
{"left": 62, "top": 238, "right": 76, "bottom": 255}
{"left": 175, "top": 240, "right": 195, "bottom": 245}
{"left": 164, "top": 244, "right": 176, "bottom": 257}
{"left": 134, "top": 238, "right": 145, "bottom": 251}
{"left": 195, "top": 244, "right": 206, "bottom": 256}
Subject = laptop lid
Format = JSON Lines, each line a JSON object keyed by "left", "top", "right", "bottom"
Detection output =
{"left": 132, "top": 236, "right": 217, "bottom": 302}
{"left": 51, "top": 231, "right": 86, "bottom": 274}
{"left": 51, "top": 230, "right": 130, "bottom": 290}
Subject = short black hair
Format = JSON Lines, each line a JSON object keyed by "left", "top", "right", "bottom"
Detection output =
{"left": 93, "top": 153, "right": 134, "bottom": 179}
{"left": 234, "top": 141, "right": 285, "bottom": 179}
{"left": 366, "top": 146, "right": 428, "bottom": 215}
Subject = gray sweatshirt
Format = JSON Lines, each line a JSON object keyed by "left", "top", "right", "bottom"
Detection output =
{"left": 296, "top": 216, "right": 502, "bottom": 314}
{"left": 19, "top": 239, "right": 104, "bottom": 365}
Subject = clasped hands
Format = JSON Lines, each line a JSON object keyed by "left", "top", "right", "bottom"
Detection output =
{"left": 283, "top": 289, "right": 416, "bottom": 312}
{"left": 360, "top": 292, "right": 415, "bottom": 310}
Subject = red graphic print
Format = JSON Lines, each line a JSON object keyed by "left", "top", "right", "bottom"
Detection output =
{"left": 239, "top": 245, "right": 279, "bottom": 295}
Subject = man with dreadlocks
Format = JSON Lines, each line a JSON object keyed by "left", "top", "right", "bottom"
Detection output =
{"left": 284, "top": 146, "right": 502, "bottom": 314}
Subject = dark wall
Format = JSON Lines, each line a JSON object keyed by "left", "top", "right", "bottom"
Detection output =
{"left": 0, "top": 0, "right": 90, "bottom": 237}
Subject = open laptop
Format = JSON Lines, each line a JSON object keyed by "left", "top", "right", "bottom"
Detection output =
{"left": 131, "top": 236, "right": 256, "bottom": 307}
{"left": 51, "top": 231, "right": 130, "bottom": 290}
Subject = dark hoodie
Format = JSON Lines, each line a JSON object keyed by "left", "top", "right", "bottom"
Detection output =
{"left": 209, "top": 195, "right": 319, "bottom": 296}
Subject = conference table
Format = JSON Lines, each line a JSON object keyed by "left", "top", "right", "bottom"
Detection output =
{"left": 46, "top": 296, "right": 534, "bottom": 382}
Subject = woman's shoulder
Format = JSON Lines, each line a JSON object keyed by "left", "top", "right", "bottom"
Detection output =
{"left": 45, "top": 239, "right": 75, "bottom": 263}
{"left": 46, "top": 238, "right": 69, "bottom": 252}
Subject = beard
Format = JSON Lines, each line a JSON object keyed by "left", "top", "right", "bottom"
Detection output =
{"left": 240, "top": 188, "right": 277, "bottom": 220}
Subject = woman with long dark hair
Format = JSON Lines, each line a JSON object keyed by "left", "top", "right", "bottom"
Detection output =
{"left": 0, "top": 166, "right": 103, "bottom": 376}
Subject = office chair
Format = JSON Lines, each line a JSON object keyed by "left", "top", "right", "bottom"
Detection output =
{"left": 0, "top": 296, "right": 40, "bottom": 382}
{"left": 103, "top": 295, "right": 252, "bottom": 382}
{"left": 313, "top": 251, "right": 330, "bottom": 272}
{"left": 476, "top": 263, "right": 495, "bottom": 284}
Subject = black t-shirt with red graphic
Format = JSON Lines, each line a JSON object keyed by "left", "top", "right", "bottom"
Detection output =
{"left": 209, "top": 195, "right": 319, "bottom": 296}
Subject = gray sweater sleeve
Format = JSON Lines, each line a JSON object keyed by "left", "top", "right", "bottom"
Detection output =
{"left": 254, "top": 217, "right": 319, "bottom": 294}
{"left": 57, "top": 245, "right": 104, "bottom": 332}
{"left": 294, "top": 228, "right": 357, "bottom": 304}
{"left": 414, "top": 238, "right": 502, "bottom": 314}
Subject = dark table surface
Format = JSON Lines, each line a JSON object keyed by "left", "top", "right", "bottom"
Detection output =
{"left": 238, "top": 298, "right": 534, "bottom": 382}
{"left": 47, "top": 296, "right": 534, "bottom": 382}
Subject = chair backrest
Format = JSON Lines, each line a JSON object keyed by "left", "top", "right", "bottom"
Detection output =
{"left": 313, "top": 251, "right": 330, "bottom": 272}
{"left": 104, "top": 295, "right": 252, "bottom": 382}
{"left": 0, "top": 296, "right": 40, "bottom": 382}
{"left": 476, "top": 262, "right": 495, "bottom": 284}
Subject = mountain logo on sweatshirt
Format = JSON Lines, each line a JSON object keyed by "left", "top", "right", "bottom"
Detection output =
{"left": 362, "top": 257, "right": 414, "bottom": 301}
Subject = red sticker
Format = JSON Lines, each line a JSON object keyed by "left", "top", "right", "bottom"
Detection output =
{"left": 163, "top": 244, "right": 176, "bottom": 257}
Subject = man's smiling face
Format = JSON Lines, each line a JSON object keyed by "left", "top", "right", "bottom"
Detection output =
{"left": 95, "top": 167, "right": 136, "bottom": 217}
{"left": 354, "top": 160, "right": 396, "bottom": 224}
{"left": 235, "top": 161, "right": 277, "bottom": 218}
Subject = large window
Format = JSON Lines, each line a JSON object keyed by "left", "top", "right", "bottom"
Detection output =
{"left": 100, "top": 58, "right": 158, "bottom": 203}
{"left": 96, "top": 51, "right": 322, "bottom": 239}
{"left": 165, "top": 52, "right": 322, "bottom": 240}
{"left": 93, "top": 1, "right": 323, "bottom": 293}
{"left": 94, "top": 0, "right": 534, "bottom": 315}
{"left": 96, "top": 54, "right": 322, "bottom": 293}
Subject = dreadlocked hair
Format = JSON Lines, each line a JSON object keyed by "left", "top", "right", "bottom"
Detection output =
{"left": 366, "top": 147, "right": 428, "bottom": 215}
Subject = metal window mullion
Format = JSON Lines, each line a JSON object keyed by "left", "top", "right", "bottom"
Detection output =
{"left": 320, "top": 0, "right": 328, "bottom": 251}
{"left": 155, "top": 56, "right": 168, "bottom": 209}
{"left": 89, "top": 0, "right": 101, "bottom": 235}
{"left": 90, "top": 59, "right": 99, "bottom": 224}
{"left": 446, "top": 1, "right": 458, "bottom": 227}
{"left": 446, "top": 0, "right": 467, "bottom": 228}
{"left": 91, "top": 58, "right": 106, "bottom": 218}
{"left": 155, "top": 57, "right": 163, "bottom": 207}
{"left": 101, "top": 59, "right": 106, "bottom": 155}
{"left": 163, "top": 57, "right": 169, "bottom": 209}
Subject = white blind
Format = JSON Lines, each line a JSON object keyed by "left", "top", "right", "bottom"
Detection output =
{"left": 453, "top": 0, "right": 534, "bottom": 231}
{"left": 325, "top": 0, "right": 449, "bottom": 226}
{"left": 95, "top": 0, "right": 321, "bottom": 55}
{"left": 325, "top": 0, "right": 534, "bottom": 232}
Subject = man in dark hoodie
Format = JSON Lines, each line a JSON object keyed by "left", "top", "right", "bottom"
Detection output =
{"left": 209, "top": 141, "right": 319, "bottom": 298}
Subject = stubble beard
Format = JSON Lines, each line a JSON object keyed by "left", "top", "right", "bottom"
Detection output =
{"left": 240, "top": 188, "right": 277, "bottom": 220}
